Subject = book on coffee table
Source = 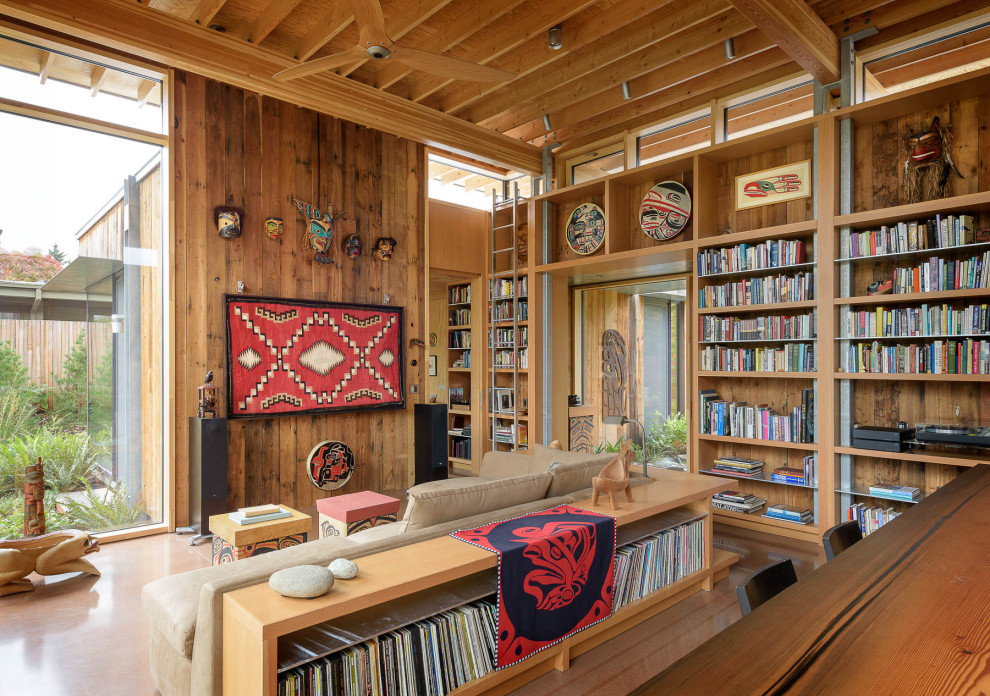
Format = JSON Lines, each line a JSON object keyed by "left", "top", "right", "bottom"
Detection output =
{"left": 228, "top": 508, "right": 291, "bottom": 525}
{"left": 238, "top": 504, "right": 282, "bottom": 518}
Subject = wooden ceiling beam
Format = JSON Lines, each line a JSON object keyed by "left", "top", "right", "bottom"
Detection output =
{"left": 524, "top": 50, "right": 798, "bottom": 147}
{"left": 89, "top": 65, "right": 109, "bottom": 96}
{"left": 479, "top": 9, "right": 754, "bottom": 134}
{"left": 333, "top": 0, "right": 459, "bottom": 79}
{"left": 189, "top": 0, "right": 227, "bottom": 26}
{"left": 727, "top": 0, "right": 839, "bottom": 83}
{"left": 296, "top": 2, "right": 354, "bottom": 61}
{"left": 428, "top": 161, "right": 454, "bottom": 178}
{"left": 390, "top": 0, "right": 600, "bottom": 104}
{"left": 37, "top": 48, "right": 53, "bottom": 84}
{"left": 462, "top": 173, "right": 498, "bottom": 192}
{"left": 136, "top": 78, "right": 157, "bottom": 107}
{"left": 372, "top": 0, "right": 527, "bottom": 90}
{"left": 434, "top": 0, "right": 681, "bottom": 116}
{"left": 0, "top": 0, "right": 543, "bottom": 173}
{"left": 855, "top": 0, "right": 990, "bottom": 53}
{"left": 438, "top": 168, "right": 473, "bottom": 185}
{"left": 247, "top": 0, "right": 302, "bottom": 45}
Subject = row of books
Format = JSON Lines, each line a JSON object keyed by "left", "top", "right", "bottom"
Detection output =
{"left": 773, "top": 456, "right": 816, "bottom": 486}
{"left": 844, "top": 304, "right": 990, "bottom": 339}
{"left": 698, "top": 271, "right": 815, "bottom": 309}
{"left": 493, "top": 349, "right": 528, "bottom": 369}
{"left": 697, "top": 239, "right": 808, "bottom": 277}
{"left": 489, "top": 326, "right": 527, "bottom": 348}
{"left": 277, "top": 598, "right": 497, "bottom": 696}
{"left": 700, "top": 343, "right": 817, "bottom": 373}
{"left": 712, "top": 490, "right": 766, "bottom": 514}
{"left": 887, "top": 251, "right": 990, "bottom": 294}
{"left": 450, "top": 438, "right": 471, "bottom": 460}
{"left": 489, "top": 301, "right": 528, "bottom": 322}
{"left": 448, "top": 309, "right": 470, "bottom": 326}
{"left": 848, "top": 502, "right": 901, "bottom": 536}
{"left": 765, "top": 504, "right": 813, "bottom": 525}
{"left": 451, "top": 350, "right": 471, "bottom": 368}
{"left": 448, "top": 330, "right": 471, "bottom": 349}
{"left": 868, "top": 483, "right": 920, "bottom": 502}
{"left": 493, "top": 423, "right": 528, "bottom": 446}
{"left": 699, "top": 312, "right": 816, "bottom": 342}
{"left": 844, "top": 339, "right": 990, "bottom": 375}
{"left": 708, "top": 455, "right": 816, "bottom": 486}
{"left": 612, "top": 519, "right": 705, "bottom": 609}
{"left": 448, "top": 284, "right": 471, "bottom": 305}
{"left": 489, "top": 277, "right": 527, "bottom": 300}
{"left": 845, "top": 214, "right": 976, "bottom": 258}
{"left": 698, "top": 389, "right": 815, "bottom": 443}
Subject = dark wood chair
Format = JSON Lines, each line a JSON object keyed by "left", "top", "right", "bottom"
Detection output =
{"left": 735, "top": 559, "right": 798, "bottom": 616}
{"left": 822, "top": 520, "right": 863, "bottom": 560}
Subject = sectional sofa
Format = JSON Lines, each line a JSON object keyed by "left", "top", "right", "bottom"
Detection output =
{"left": 142, "top": 444, "right": 647, "bottom": 696}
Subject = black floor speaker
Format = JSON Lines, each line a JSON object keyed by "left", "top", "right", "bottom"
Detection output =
{"left": 414, "top": 403, "right": 449, "bottom": 485}
{"left": 188, "top": 416, "right": 229, "bottom": 534}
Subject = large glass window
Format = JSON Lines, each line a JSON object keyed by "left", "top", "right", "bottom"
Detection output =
{"left": 0, "top": 35, "right": 165, "bottom": 538}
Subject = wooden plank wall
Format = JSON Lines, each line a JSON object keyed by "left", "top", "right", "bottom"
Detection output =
{"left": 428, "top": 200, "right": 487, "bottom": 275}
{"left": 427, "top": 287, "right": 448, "bottom": 403}
{"left": 77, "top": 200, "right": 124, "bottom": 260}
{"left": 172, "top": 71, "right": 426, "bottom": 523}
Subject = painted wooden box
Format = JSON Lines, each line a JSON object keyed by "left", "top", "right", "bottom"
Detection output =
{"left": 317, "top": 491, "right": 400, "bottom": 537}
{"left": 208, "top": 506, "right": 310, "bottom": 565}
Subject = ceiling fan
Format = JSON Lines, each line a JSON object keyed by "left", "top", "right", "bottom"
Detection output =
{"left": 274, "top": 0, "right": 515, "bottom": 84}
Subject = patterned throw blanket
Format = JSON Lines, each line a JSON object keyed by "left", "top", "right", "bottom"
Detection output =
{"left": 451, "top": 505, "right": 616, "bottom": 668}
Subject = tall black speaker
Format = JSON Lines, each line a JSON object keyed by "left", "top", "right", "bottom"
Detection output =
{"left": 182, "top": 417, "right": 229, "bottom": 543}
{"left": 414, "top": 404, "right": 448, "bottom": 485}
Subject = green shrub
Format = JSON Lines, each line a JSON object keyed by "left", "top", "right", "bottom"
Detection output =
{"left": 0, "top": 339, "right": 30, "bottom": 392}
{"left": 50, "top": 332, "right": 88, "bottom": 428}
{"left": 0, "top": 429, "right": 97, "bottom": 496}
{"left": 0, "top": 490, "right": 74, "bottom": 541}
{"left": 644, "top": 412, "right": 688, "bottom": 462}
{"left": 0, "top": 389, "right": 38, "bottom": 442}
{"left": 63, "top": 480, "right": 146, "bottom": 533}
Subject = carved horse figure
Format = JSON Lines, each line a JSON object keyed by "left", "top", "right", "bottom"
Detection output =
{"left": 0, "top": 530, "right": 100, "bottom": 597}
{"left": 592, "top": 442, "right": 635, "bottom": 511}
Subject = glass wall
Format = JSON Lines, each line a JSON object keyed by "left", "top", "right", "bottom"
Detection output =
{"left": 0, "top": 35, "right": 164, "bottom": 538}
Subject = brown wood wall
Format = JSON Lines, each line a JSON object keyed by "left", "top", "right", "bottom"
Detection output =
{"left": 172, "top": 71, "right": 426, "bottom": 523}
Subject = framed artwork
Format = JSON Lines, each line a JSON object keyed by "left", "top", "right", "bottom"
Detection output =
{"left": 640, "top": 181, "right": 692, "bottom": 240}
{"left": 428, "top": 355, "right": 437, "bottom": 376}
{"left": 225, "top": 294, "right": 405, "bottom": 419}
{"left": 735, "top": 160, "right": 812, "bottom": 211}
{"left": 565, "top": 203, "right": 606, "bottom": 255}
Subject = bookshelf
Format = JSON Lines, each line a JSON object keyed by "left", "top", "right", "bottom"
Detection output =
{"left": 221, "top": 475, "right": 738, "bottom": 696}
{"left": 446, "top": 280, "right": 482, "bottom": 474}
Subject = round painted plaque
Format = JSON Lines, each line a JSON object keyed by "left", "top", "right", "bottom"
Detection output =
{"left": 640, "top": 181, "right": 692, "bottom": 241}
{"left": 306, "top": 440, "right": 355, "bottom": 491}
{"left": 565, "top": 203, "right": 606, "bottom": 255}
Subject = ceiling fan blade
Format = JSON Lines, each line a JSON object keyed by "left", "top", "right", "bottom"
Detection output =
{"left": 390, "top": 46, "right": 515, "bottom": 83}
{"left": 273, "top": 45, "right": 368, "bottom": 81}
{"left": 347, "top": 0, "right": 388, "bottom": 45}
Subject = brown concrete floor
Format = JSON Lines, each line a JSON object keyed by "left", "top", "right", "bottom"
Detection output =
{"left": 0, "top": 520, "right": 825, "bottom": 696}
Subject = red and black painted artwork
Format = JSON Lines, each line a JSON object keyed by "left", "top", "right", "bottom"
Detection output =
{"left": 306, "top": 440, "right": 355, "bottom": 491}
{"left": 225, "top": 295, "right": 404, "bottom": 419}
{"left": 451, "top": 505, "right": 615, "bottom": 668}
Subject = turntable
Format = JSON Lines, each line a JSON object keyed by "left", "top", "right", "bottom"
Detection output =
{"left": 914, "top": 424, "right": 990, "bottom": 448}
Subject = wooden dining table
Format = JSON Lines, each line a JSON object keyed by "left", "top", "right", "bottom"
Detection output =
{"left": 632, "top": 463, "right": 990, "bottom": 695}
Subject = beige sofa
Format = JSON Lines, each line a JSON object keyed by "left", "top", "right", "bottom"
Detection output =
{"left": 142, "top": 444, "right": 645, "bottom": 696}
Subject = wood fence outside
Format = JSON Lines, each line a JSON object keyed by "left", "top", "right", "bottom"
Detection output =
{"left": 0, "top": 319, "right": 111, "bottom": 390}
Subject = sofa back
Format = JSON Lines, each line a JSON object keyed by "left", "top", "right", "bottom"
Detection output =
{"left": 402, "top": 472, "right": 553, "bottom": 531}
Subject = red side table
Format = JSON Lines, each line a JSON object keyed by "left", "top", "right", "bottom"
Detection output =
{"left": 317, "top": 491, "right": 401, "bottom": 537}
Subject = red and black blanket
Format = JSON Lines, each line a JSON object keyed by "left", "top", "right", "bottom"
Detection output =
{"left": 451, "top": 504, "right": 616, "bottom": 668}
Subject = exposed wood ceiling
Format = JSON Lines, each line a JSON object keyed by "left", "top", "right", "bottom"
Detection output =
{"left": 1, "top": 0, "right": 989, "bottom": 172}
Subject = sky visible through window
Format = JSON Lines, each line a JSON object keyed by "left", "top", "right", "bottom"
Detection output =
{"left": 0, "top": 63, "right": 161, "bottom": 262}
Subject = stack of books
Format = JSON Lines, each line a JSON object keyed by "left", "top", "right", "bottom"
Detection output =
{"left": 698, "top": 270, "right": 814, "bottom": 309}
{"left": 699, "top": 312, "right": 817, "bottom": 342}
{"left": 868, "top": 483, "right": 921, "bottom": 502}
{"left": 710, "top": 456, "right": 763, "bottom": 477}
{"left": 771, "top": 466, "right": 808, "bottom": 485}
{"left": 846, "top": 214, "right": 976, "bottom": 257}
{"left": 848, "top": 503, "right": 901, "bottom": 535}
{"left": 711, "top": 491, "right": 766, "bottom": 514}
{"left": 697, "top": 239, "right": 807, "bottom": 276}
{"left": 764, "top": 504, "right": 813, "bottom": 525}
{"left": 228, "top": 505, "right": 290, "bottom": 526}
{"left": 699, "top": 389, "right": 815, "bottom": 443}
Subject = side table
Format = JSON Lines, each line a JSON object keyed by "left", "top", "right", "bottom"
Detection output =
{"left": 208, "top": 506, "right": 311, "bottom": 564}
{"left": 317, "top": 491, "right": 400, "bottom": 537}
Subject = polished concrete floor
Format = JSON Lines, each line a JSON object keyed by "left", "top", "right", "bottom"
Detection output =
{"left": 0, "top": 522, "right": 825, "bottom": 696}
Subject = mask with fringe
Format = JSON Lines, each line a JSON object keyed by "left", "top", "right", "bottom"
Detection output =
{"left": 903, "top": 117, "right": 963, "bottom": 203}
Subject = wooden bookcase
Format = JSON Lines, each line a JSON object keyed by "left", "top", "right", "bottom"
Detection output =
{"left": 523, "top": 66, "right": 990, "bottom": 544}
{"left": 446, "top": 279, "right": 482, "bottom": 474}
{"left": 221, "top": 475, "right": 738, "bottom": 696}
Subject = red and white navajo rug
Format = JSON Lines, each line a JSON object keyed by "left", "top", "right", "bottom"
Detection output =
{"left": 225, "top": 295, "right": 404, "bottom": 418}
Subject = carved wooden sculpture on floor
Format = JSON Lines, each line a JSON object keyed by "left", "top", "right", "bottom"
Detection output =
{"left": 23, "top": 459, "right": 45, "bottom": 537}
{"left": 592, "top": 442, "right": 635, "bottom": 511}
{"left": 0, "top": 529, "right": 100, "bottom": 597}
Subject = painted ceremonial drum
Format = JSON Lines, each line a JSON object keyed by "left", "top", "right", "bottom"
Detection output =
{"left": 640, "top": 181, "right": 691, "bottom": 241}
{"left": 306, "top": 440, "right": 355, "bottom": 491}
{"left": 565, "top": 203, "right": 605, "bottom": 255}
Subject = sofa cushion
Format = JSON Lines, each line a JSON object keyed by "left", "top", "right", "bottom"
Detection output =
{"left": 546, "top": 456, "right": 622, "bottom": 498}
{"left": 348, "top": 520, "right": 409, "bottom": 543}
{"left": 478, "top": 450, "right": 538, "bottom": 479}
{"left": 404, "top": 472, "right": 552, "bottom": 532}
{"left": 529, "top": 443, "right": 614, "bottom": 473}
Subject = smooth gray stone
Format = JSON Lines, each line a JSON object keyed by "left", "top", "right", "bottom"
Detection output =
{"left": 269, "top": 565, "right": 335, "bottom": 598}
{"left": 329, "top": 558, "right": 359, "bottom": 580}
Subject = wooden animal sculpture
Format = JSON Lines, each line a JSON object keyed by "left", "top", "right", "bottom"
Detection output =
{"left": 292, "top": 198, "right": 338, "bottom": 264}
{"left": 592, "top": 442, "right": 635, "bottom": 511}
{"left": 23, "top": 458, "right": 45, "bottom": 537}
{"left": 0, "top": 530, "right": 100, "bottom": 597}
